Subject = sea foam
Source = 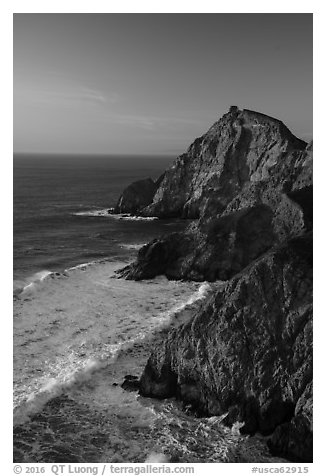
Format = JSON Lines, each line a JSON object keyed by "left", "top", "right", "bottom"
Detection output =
{"left": 120, "top": 243, "right": 147, "bottom": 250}
{"left": 14, "top": 280, "right": 210, "bottom": 422}
{"left": 73, "top": 209, "right": 158, "bottom": 221}
{"left": 14, "top": 270, "right": 54, "bottom": 296}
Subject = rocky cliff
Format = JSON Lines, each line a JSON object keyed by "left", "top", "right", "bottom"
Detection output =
{"left": 117, "top": 107, "right": 312, "bottom": 281}
{"left": 114, "top": 107, "right": 313, "bottom": 462}
{"left": 139, "top": 233, "right": 312, "bottom": 461}
{"left": 141, "top": 107, "right": 307, "bottom": 219}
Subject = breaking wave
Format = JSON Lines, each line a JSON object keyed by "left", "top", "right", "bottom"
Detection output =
{"left": 163, "top": 282, "right": 212, "bottom": 322}
{"left": 14, "top": 333, "right": 147, "bottom": 424}
{"left": 14, "top": 278, "right": 210, "bottom": 424}
{"left": 120, "top": 243, "right": 147, "bottom": 251}
{"left": 14, "top": 259, "right": 116, "bottom": 297}
{"left": 14, "top": 270, "right": 54, "bottom": 296}
{"left": 73, "top": 209, "right": 158, "bottom": 221}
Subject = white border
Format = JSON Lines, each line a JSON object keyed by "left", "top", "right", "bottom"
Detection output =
{"left": 4, "top": 2, "right": 321, "bottom": 474}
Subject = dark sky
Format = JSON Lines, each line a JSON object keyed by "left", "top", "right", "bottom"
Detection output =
{"left": 13, "top": 13, "right": 313, "bottom": 155}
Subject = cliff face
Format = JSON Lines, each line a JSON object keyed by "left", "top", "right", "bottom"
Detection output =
{"left": 114, "top": 107, "right": 308, "bottom": 220}
{"left": 141, "top": 107, "right": 307, "bottom": 219}
{"left": 114, "top": 107, "right": 313, "bottom": 462}
{"left": 118, "top": 109, "right": 312, "bottom": 281}
{"left": 139, "top": 233, "right": 312, "bottom": 462}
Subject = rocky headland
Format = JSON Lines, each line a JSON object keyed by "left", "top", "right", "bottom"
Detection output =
{"left": 114, "top": 106, "right": 313, "bottom": 462}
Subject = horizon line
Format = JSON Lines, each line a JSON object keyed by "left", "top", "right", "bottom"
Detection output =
{"left": 13, "top": 151, "right": 179, "bottom": 157}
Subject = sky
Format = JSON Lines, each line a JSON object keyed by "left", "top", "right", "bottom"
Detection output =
{"left": 13, "top": 13, "right": 313, "bottom": 155}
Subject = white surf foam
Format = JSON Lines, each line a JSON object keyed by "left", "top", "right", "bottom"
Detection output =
{"left": 113, "top": 214, "right": 158, "bottom": 221}
{"left": 145, "top": 452, "right": 170, "bottom": 463}
{"left": 66, "top": 260, "right": 103, "bottom": 271}
{"left": 14, "top": 356, "right": 108, "bottom": 424}
{"left": 73, "top": 208, "right": 111, "bottom": 217}
{"left": 17, "top": 270, "right": 54, "bottom": 296}
{"left": 14, "top": 331, "right": 149, "bottom": 423}
{"left": 120, "top": 243, "right": 147, "bottom": 250}
{"left": 73, "top": 209, "right": 158, "bottom": 221}
{"left": 164, "top": 282, "right": 212, "bottom": 318}
{"left": 14, "top": 261, "right": 112, "bottom": 297}
{"left": 14, "top": 273, "right": 212, "bottom": 425}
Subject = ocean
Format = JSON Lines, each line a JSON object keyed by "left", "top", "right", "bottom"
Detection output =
{"left": 13, "top": 154, "right": 283, "bottom": 463}
{"left": 13, "top": 154, "right": 185, "bottom": 290}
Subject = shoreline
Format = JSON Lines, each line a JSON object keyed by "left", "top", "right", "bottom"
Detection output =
{"left": 13, "top": 255, "right": 134, "bottom": 298}
{"left": 14, "top": 275, "right": 286, "bottom": 463}
{"left": 13, "top": 258, "right": 207, "bottom": 420}
{"left": 13, "top": 290, "right": 204, "bottom": 426}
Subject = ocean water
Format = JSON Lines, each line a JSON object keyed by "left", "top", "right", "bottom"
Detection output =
{"left": 14, "top": 154, "right": 185, "bottom": 291}
{"left": 13, "top": 154, "right": 284, "bottom": 463}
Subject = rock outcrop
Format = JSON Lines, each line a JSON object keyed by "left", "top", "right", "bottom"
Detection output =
{"left": 114, "top": 177, "right": 159, "bottom": 215}
{"left": 115, "top": 106, "right": 313, "bottom": 462}
{"left": 139, "top": 233, "right": 313, "bottom": 462}
{"left": 118, "top": 110, "right": 312, "bottom": 281}
{"left": 140, "top": 107, "right": 307, "bottom": 219}
{"left": 115, "top": 107, "right": 308, "bottom": 220}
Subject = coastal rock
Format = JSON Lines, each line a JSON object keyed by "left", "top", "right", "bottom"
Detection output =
{"left": 115, "top": 108, "right": 308, "bottom": 220}
{"left": 267, "top": 382, "right": 313, "bottom": 462}
{"left": 139, "top": 233, "right": 313, "bottom": 461}
{"left": 118, "top": 110, "right": 312, "bottom": 282}
{"left": 141, "top": 107, "right": 307, "bottom": 219}
{"left": 115, "top": 107, "right": 313, "bottom": 462}
{"left": 120, "top": 188, "right": 311, "bottom": 282}
{"left": 114, "top": 178, "right": 158, "bottom": 215}
{"left": 121, "top": 375, "right": 140, "bottom": 392}
{"left": 118, "top": 231, "right": 196, "bottom": 280}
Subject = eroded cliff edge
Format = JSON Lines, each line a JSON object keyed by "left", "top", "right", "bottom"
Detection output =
{"left": 114, "top": 107, "right": 313, "bottom": 461}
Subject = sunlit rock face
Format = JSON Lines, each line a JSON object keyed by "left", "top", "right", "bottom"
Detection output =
{"left": 116, "top": 107, "right": 313, "bottom": 462}
{"left": 119, "top": 108, "right": 312, "bottom": 282}
{"left": 141, "top": 107, "right": 307, "bottom": 219}
{"left": 139, "top": 233, "right": 312, "bottom": 462}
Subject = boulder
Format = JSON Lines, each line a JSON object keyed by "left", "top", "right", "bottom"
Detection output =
{"left": 121, "top": 375, "right": 140, "bottom": 392}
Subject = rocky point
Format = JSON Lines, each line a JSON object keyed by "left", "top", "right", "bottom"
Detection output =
{"left": 113, "top": 106, "right": 313, "bottom": 462}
